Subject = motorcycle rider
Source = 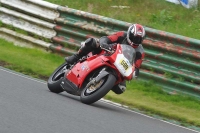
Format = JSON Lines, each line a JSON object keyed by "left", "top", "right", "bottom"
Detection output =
{"left": 65, "top": 24, "right": 145, "bottom": 94}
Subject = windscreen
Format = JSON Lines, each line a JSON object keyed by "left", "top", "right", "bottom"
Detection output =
{"left": 121, "top": 44, "right": 136, "bottom": 65}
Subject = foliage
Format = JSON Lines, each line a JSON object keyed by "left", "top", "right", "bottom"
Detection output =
{"left": 151, "top": 9, "right": 173, "bottom": 25}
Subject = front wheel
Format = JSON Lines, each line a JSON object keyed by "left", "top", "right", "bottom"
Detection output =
{"left": 80, "top": 74, "right": 116, "bottom": 104}
{"left": 47, "top": 62, "right": 69, "bottom": 93}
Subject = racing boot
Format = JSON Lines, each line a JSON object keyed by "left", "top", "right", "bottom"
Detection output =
{"left": 65, "top": 54, "right": 81, "bottom": 65}
{"left": 65, "top": 48, "right": 88, "bottom": 65}
{"left": 111, "top": 80, "right": 126, "bottom": 94}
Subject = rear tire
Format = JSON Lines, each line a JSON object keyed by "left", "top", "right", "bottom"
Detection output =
{"left": 80, "top": 74, "right": 116, "bottom": 104}
{"left": 47, "top": 62, "right": 68, "bottom": 93}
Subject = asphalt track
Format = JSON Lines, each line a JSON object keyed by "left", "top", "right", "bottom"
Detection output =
{"left": 0, "top": 67, "right": 199, "bottom": 133}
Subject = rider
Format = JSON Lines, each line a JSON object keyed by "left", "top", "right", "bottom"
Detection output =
{"left": 65, "top": 24, "right": 145, "bottom": 94}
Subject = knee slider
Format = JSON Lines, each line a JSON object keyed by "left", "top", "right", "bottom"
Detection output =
{"left": 85, "top": 38, "right": 93, "bottom": 46}
{"left": 85, "top": 38, "right": 98, "bottom": 48}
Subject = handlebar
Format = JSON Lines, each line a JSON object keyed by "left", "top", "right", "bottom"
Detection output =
{"left": 100, "top": 43, "right": 116, "bottom": 53}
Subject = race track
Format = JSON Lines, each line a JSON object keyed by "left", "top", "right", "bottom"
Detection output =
{"left": 0, "top": 67, "right": 198, "bottom": 133}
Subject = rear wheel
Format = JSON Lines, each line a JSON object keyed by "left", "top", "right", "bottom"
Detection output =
{"left": 47, "top": 62, "right": 69, "bottom": 93}
{"left": 80, "top": 74, "right": 116, "bottom": 104}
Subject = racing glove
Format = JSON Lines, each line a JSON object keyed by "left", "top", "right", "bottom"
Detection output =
{"left": 100, "top": 43, "right": 113, "bottom": 51}
{"left": 132, "top": 67, "right": 139, "bottom": 79}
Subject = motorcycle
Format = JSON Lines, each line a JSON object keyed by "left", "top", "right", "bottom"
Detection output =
{"left": 47, "top": 43, "right": 136, "bottom": 104}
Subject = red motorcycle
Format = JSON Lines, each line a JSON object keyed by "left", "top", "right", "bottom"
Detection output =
{"left": 47, "top": 43, "right": 136, "bottom": 104}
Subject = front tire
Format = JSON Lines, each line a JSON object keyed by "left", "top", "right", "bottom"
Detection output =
{"left": 80, "top": 74, "right": 116, "bottom": 104}
{"left": 47, "top": 62, "right": 68, "bottom": 93}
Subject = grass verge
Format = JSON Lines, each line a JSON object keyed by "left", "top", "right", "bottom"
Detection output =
{"left": 0, "top": 38, "right": 200, "bottom": 129}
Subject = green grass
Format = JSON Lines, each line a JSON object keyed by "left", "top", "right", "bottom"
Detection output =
{"left": 106, "top": 80, "right": 200, "bottom": 126}
{"left": 46, "top": 0, "right": 200, "bottom": 39}
{"left": 1, "top": 38, "right": 200, "bottom": 128}
{"left": 0, "top": 38, "right": 64, "bottom": 78}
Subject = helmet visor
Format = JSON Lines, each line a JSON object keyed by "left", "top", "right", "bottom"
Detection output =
{"left": 129, "top": 35, "right": 142, "bottom": 45}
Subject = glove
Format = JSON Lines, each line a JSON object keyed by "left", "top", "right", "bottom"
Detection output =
{"left": 132, "top": 71, "right": 137, "bottom": 79}
{"left": 132, "top": 68, "right": 139, "bottom": 79}
{"left": 100, "top": 43, "right": 112, "bottom": 51}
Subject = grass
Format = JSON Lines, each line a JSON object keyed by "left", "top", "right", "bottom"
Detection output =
{"left": 1, "top": 38, "right": 200, "bottom": 128}
{"left": 0, "top": 38, "right": 64, "bottom": 78}
{"left": 46, "top": 0, "right": 200, "bottom": 39}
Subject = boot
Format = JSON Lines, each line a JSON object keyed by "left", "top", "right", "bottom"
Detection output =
{"left": 111, "top": 81, "right": 126, "bottom": 94}
{"left": 65, "top": 54, "right": 81, "bottom": 65}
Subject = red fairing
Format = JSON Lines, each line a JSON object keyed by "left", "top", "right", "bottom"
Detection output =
{"left": 107, "top": 31, "right": 124, "bottom": 42}
{"left": 64, "top": 44, "right": 135, "bottom": 92}
{"left": 66, "top": 55, "right": 114, "bottom": 88}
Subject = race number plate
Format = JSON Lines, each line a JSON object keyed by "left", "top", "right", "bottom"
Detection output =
{"left": 114, "top": 54, "right": 132, "bottom": 77}
{"left": 120, "top": 59, "right": 129, "bottom": 70}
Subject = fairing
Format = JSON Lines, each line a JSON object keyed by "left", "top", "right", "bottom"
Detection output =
{"left": 65, "top": 55, "right": 114, "bottom": 88}
{"left": 63, "top": 44, "right": 135, "bottom": 92}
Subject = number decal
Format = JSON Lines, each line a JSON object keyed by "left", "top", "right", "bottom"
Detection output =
{"left": 120, "top": 60, "right": 128, "bottom": 70}
{"left": 114, "top": 54, "right": 133, "bottom": 77}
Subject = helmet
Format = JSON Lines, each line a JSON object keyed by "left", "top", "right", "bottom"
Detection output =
{"left": 127, "top": 24, "right": 145, "bottom": 47}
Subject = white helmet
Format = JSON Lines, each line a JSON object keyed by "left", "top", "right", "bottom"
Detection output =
{"left": 127, "top": 24, "right": 145, "bottom": 47}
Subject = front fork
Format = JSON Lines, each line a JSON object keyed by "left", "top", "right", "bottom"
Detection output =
{"left": 86, "top": 68, "right": 109, "bottom": 88}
